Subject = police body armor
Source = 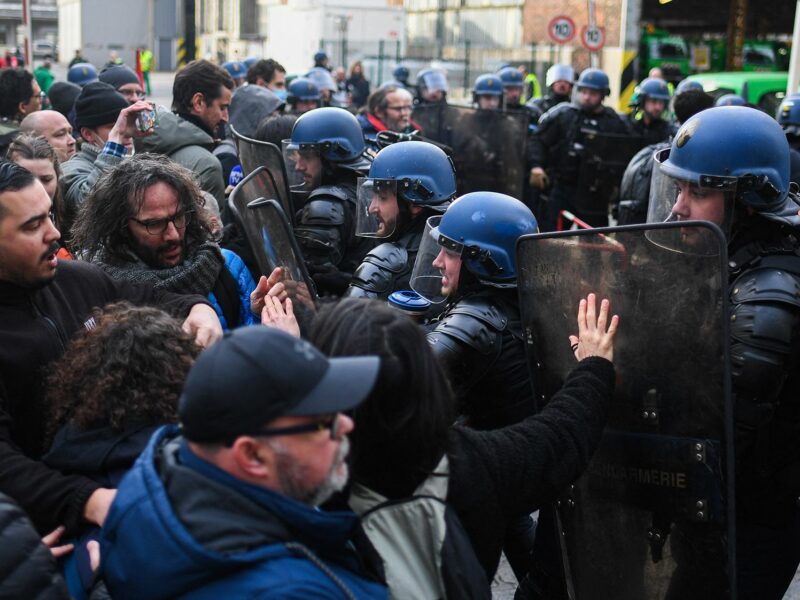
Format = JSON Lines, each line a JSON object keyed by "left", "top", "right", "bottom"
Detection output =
{"left": 526, "top": 94, "right": 570, "bottom": 125}
{"left": 618, "top": 142, "right": 669, "bottom": 225}
{"left": 627, "top": 115, "right": 676, "bottom": 148}
{"left": 727, "top": 222, "right": 800, "bottom": 525}
{"left": 294, "top": 181, "right": 374, "bottom": 293}
{"left": 427, "top": 290, "right": 535, "bottom": 430}
{"left": 517, "top": 222, "right": 735, "bottom": 599}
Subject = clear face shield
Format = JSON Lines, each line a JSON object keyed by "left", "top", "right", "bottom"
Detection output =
{"left": 645, "top": 148, "right": 735, "bottom": 254}
{"left": 422, "top": 71, "right": 448, "bottom": 94}
{"left": 355, "top": 178, "right": 399, "bottom": 238}
{"left": 410, "top": 215, "right": 466, "bottom": 304}
{"left": 282, "top": 139, "right": 323, "bottom": 192}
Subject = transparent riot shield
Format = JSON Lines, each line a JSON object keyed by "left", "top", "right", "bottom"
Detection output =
{"left": 517, "top": 221, "right": 735, "bottom": 600}
{"left": 573, "top": 129, "right": 647, "bottom": 218}
{"left": 411, "top": 103, "right": 528, "bottom": 198}
{"left": 229, "top": 174, "right": 317, "bottom": 311}
{"left": 231, "top": 126, "right": 295, "bottom": 223}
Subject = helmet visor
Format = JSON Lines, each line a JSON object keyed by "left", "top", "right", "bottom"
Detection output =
{"left": 421, "top": 71, "right": 448, "bottom": 93}
{"left": 410, "top": 215, "right": 452, "bottom": 304}
{"left": 355, "top": 178, "right": 399, "bottom": 238}
{"left": 646, "top": 148, "right": 734, "bottom": 254}
{"left": 282, "top": 139, "right": 321, "bottom": 191}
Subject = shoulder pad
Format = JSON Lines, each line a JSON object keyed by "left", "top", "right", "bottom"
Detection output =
{"left": 431, "top": 297, "right": 506, "bottom": 355}
{"left": 299, "top": 197, "right": 346, "bottom": 226}
{"left": 731, "top": 267, "right": 800, "bottom": 309}
{"left": 540, "top": 102, "right": 577, "bottom": 124}
{"left": 348, "top": 243, "right": 409, "bottom": 295}
{"left": 308, "top": 184, "right": 354, "bottom": 204}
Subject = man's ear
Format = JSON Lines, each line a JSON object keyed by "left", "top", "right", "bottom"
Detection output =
{"left": 231, "top": 436, "right": 274, "bottom": 480}
{"left": 190, "top": 91, "right": 206, "bottom": 114}
{"left": 17, "top": 100, "right": 30, "bottom": 117}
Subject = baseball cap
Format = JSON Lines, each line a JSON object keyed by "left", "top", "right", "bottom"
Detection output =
{"left": 179, "top": 327, "right": 380, "bottom": 444}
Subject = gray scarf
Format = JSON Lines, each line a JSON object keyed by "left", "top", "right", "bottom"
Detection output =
{"left": 95, "top": 241, "right": 225, "bottom": 296}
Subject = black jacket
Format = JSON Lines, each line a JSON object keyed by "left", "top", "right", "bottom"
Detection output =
{"left": 0, "top": 260, "right": 206, "bottom": 533}
{"left": 0, "top": 492, "right": 69, "bottom": 599}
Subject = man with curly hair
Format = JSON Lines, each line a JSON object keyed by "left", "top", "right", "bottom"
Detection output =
{"left": 0, "top": 159, "right": 221, "bottom": 536}
{"left": 71, "top": 154, "right": 258, "bottom": 330}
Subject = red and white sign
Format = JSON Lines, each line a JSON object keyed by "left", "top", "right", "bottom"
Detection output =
{"left": 581, "top": 25, "right": 605, "bottom": 52}
{"left": 548, "top": 16, "right": 576, "bottom": 45}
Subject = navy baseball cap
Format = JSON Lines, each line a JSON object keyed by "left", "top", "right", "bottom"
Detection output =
{"left": 179, "top": 327, "right": 380, "bottom": 443}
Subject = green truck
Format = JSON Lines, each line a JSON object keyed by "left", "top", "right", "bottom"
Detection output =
{"left": 683, "top": 71, "right": 791, "bottom": 114}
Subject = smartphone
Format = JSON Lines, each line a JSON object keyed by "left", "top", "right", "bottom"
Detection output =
{"left": 136, "top": 105, "right": 158, "bottom": 132}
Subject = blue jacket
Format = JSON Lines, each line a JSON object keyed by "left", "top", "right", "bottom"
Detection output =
{"left": 100, "top": 426, "right": 387, "bottom": 600}
{"left": 209, "top": 249, "right": 257, "bottom": 330}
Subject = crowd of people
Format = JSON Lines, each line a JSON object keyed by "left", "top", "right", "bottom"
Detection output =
{"left": 0, "top": 45, "right": 798, "bottom": 600}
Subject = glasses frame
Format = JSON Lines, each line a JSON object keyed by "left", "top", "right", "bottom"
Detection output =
{"left": 129, "top": 209, "right": 195, "bottom": 236}
{"left": 247, "top": 414, "right": 340, "bottom": 441}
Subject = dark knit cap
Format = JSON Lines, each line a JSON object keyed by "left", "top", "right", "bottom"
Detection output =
{"left": 47, "top": 81, "right": 81, "bottom": 118}
{"left": 99, "top": 65, "right": 141, "bottom": 91}
{"left": 74, "top": 82, "right": 129, "bottom": 129}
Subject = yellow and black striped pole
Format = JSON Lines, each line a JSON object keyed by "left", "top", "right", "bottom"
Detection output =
{"left": 618, "top": 49, "right": 637, "bottom": 112}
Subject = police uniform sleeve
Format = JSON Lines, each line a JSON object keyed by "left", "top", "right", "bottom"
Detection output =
{"left": 345, "top": 243, "right": 409, "bottom": 299}
{"left": 294, "top": 188, "right": 351, "bottom": 273}
{"left": 528, "top": 105, "right": 569, "bottom": 169}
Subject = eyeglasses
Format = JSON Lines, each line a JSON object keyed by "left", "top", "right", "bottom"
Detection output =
{"left": 385, "top": 104, "right": 413, "bottom": 113}
{"left": 248, "top": 415, "right": 341, "bottom": 441}
{"left": 129, "top": 209, "right": 194, "bottom": 235}
{"left": 120, "top": 90, "right": 146, "bottom": 101}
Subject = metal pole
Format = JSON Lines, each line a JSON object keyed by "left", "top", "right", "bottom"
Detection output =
{"left": 378, "top": 40, "right": 384, "bottom": 86}
{"left": 587, "top": 0, "right": 598, "bottom": 68}
{"left": 185, "top": 0, "right": 197, "bottom": 63}
{"left": 21, "top": 0, "right": 31, "bottom": 67}
{"left": 463, "top": 39, "right": 470, "bottom": 93}
{"left": 788, "top": 1, "right": 800, "bottom": 95}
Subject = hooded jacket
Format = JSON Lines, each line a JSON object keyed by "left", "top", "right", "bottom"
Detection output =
{"left": 101, "top": 426, "right": 387, "bottom": 600}
{"left": 136, "top": 111, "right": 226, "bottom": 210}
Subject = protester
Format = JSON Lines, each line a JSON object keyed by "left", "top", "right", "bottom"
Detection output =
{"left": 19, "top": 109, "right": 76, "bottom": 163}
{"left": 357, "top": 85, "right": 418, "bottom": 150}
{"left": 0, "top": 159, "right": 221, "bottom": 536}
{"left": 246, "top": 58, "right": 287, "bottom": 99}
{"left": 100, "top": 327, "right": 388, "bottom": 599}
{"left": 347, "top": 61, "right": 370, "bottom": 108}
{"left": 136, "top": 59, "right": 233, "bottom": 210}
{"left": 0, "top": 67, "right": 42, "bottom": 154}
{"left": 6, "top": 134, "right": 71, "bottom": 255}
{"left": 34, "top": 59, "right": 55, "bottom": 95}
{"left": 71, "top": 154, "right": 258, "bottom": 330}
{"left": 98, "top": 64, "right": 145, "bottom": 104}
{"left": 47, "top": 81, "right": 81, "bottom": 122}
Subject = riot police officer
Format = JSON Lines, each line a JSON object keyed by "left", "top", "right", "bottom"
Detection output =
{"left": 282, "top": 107, "right": 373, "bottom": 295}
{"left": 286, "top": 77, "right": 321, "bottom": 115}
{"left": 222, "top": 60, "right": 247, "bottom": 87}
{"left": 627, "top": 77, "right": 674, "bottom": 146}
{"left": 617, "top": 86, "right": 713, "bottom": 224}
{"left": 497, "top": 66, "right": 527, "bottom": 110}
{"left": 392, "top": 65, "right": 411, "bottom": 90}
{"left": 415, "top": 68, "right": 448, "bottom": 105}
{"left": 410, "top": 191, "right": 540, "bottom": 581}
{"left": 526, "top": 64, "right": 575, "bottom": 123}
{"left": 648, "top": 106, "right": 800, "bottom": 600}
{"left": 472, "top": 74, "right": 504, "bottom": 111}
{"left": 776, "top": 94, "right": 800, "bottom": 185}
{"left": 528, "top": 67, "right": 630, "bottom": 230}
{"left": 715, "top": 93, "right": 746, "bottom": 107}
{"left": 346, "top": 141, "right": 456, "bottom": 298}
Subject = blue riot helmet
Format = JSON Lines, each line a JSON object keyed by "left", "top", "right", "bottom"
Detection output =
{"left": 637, "top": 77, "right": 671, "bottom": 103}
{"left": 356, "top": 141, "right": 456, "bottom": 238}
{"left": 393, "top": 65, "right": 410, "bottom": 84}
{"left": 222, "top": 61, "right": 247, "bottom": 84}
{"left": 313, "top": 50, "right": 329, "bottom": 66}
{"left": 576, "top": 67, "right": 610, "bottom": 96}
{"left": 286, "top": 77, "right": 321, "bottom": 113}
{"left": 497, "top": 66, "right": 524, "bottom": 89}
{"left": 647, "top": 106, "right": 798, "bottom": 248}
{"left": 545, "top": 64, "right": 575, "bottom": 90}
{"left": 472, "top": 74, "right": 504, "bottom": 109}
{"left": 306, "top": 67, "right": 337, "bottom": 93}
{"left": 715, "top": 94, "right": 746, "bottom": 107}
{"left": 675, "top": 79, "right": 704, "bottom": 96}
{"left": 67, "top": 62, "right": 98, "bottom": 87}
{"left": 243, "top": 56, "right": 258, "bottom": 70}
{"left": 283, "top": 107, "right": 369, "bottom": 190}
{"left": 411, "top": 192, "right": 539, "bottom": 302}
{"left": 777, "top": 94, "right": 800, "bottom": 138}
{"left": 416, "top": 68, "right": 448, "bottom": 103}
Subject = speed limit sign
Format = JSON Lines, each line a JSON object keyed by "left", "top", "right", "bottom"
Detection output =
{"left": 548, "top": 16, "right": 576, "bottom": 45}
{"left": 581, "top": 25, "right": 605, "bottom": 51}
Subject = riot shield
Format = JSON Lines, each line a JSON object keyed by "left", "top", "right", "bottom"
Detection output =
{"left": 573, "top": 129, "right": 647, "bottom": 218}
{"left": 411, "top": 103, "right": 528, "bottom": 198}
{"left": 229, "top": 175, "right": 317, "bottom": 311}
{"left": 517, "top": 221, "right": 734, "bottom": 600}
{"left": 231, "top": 126, "right": 295, "bottom": 222}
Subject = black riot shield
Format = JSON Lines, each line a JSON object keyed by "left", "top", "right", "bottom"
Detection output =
{"left": 231, "top": 126, "right": 295, "bottom": 223}
{"left": 573, "top": 129, "right": 646, "bottom": 218}
{"left": 517, "top": 222, "right": 735, "bottom": 600}
{"left": 411, "top": 104, "right": 528, "bottom": 198}
{"left": 229, "top": 175, "right": 317, "bottom": 310}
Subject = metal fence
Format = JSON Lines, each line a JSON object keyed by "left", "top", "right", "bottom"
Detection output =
{"left": 321, "top": 39, "right": 567, "bottom": 102}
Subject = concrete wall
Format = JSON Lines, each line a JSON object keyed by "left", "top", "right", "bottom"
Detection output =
{"left": 57, "top": 0, "right": 82, "bottom": 64}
